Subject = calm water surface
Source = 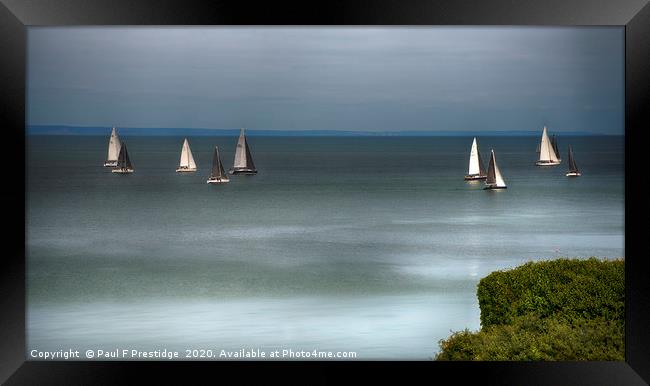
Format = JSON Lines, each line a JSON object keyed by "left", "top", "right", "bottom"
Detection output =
{"left": 26, "top": 135, "right": 624, "bottom": 359}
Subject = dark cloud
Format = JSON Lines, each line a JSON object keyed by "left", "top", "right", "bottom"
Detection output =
{"left": 27, "top": 27, "right": 623, "bottom": 134}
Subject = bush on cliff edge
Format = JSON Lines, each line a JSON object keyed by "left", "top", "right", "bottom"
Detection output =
{"left": 436, "top": 258, "right": 624, "bottom": 361}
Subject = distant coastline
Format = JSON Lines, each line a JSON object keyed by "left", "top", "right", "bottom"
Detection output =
{"left": 26, "top": 125, "right": 615, "bottom": 137}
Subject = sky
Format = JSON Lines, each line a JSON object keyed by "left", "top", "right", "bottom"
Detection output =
{"left": 27, "top": 27, "right": 624, "bottom": 134}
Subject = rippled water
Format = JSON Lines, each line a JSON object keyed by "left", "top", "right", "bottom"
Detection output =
{"left": 26, "top": 135, "right": 624, "bottom": 359}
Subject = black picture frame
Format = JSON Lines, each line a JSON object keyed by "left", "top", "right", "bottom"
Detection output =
{"left": 1, "top": 0, "right": 648, "bottom": 384}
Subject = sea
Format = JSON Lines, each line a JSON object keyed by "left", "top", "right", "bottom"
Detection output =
{"left": 26, "top": 135, "right": 624, "bottom": 360}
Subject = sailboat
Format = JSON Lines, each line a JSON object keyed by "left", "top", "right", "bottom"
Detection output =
{"left": 207, "top": 146, "right": 230, "bottom": 184}
{"left": 112, "top": 142, "right": 134, "bottom": 173}
{"left": 229, "top": 128, "right": 257, "bottom": 175}
{"left": 176, "top": 138, "right": 197, "bottom": 172}
{"left": 464, "top": 137, "right": 487, "bottom": 180}
{"left": 565, "top": 145, "right": 581, "bottom": 177}
{"left": 535, "top": 126, "right": 561, "bottom": 166}
{"left": 484, "top": 150, "right": 507, "bottom": 190}
{"left": 103, "top": 127, "right": 122, "bottom": 167}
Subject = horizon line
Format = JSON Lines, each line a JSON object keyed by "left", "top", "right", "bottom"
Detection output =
{"left": 26, "top": 125, "right": 621, "bottom": 137}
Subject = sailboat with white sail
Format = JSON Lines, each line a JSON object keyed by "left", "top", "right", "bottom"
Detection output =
{"left": 484, "top": 150, "right": 507, "bottom": 190}
{"left": 207, "top": 146, "right": 230, "bottom": 184}
{"left": 229, "top": 128, "right": 257, "bottom": 175}
{"left": 535, "top": 126, "right": 561, "bottom": 166}
{"left": 112, "top": 142, "right": 134, "bottom": 173}
{"left": 176, "top": 138, "right": 197, "bottom": 172}
{"left": 465, "top": 137, "right": 487, "bottom": 180}
{"left": 565, "top": 145, "right": 581, "bottom": 177}
{"left": 103, "top": 127, "right": 122, "bottom": 167}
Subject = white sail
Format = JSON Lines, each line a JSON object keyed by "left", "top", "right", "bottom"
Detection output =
{"left": 233, "top": 128, "right": 248, "bottom": 168}
{"left": 107, "top": 127, "right": 122, "bottom": 162}
{"left": 188, "top": 144, "right": 196, "bottom": 169}
{"left": 493, "top": 156, "right": 506, "bottom": 188}
{"left": 468, "top": 137, "right": 481, "bottom": 175}
{"left": 538, "top": 126, "right": 559, "bottom": 162}
{"left": 179, "top": 138, "right": 197, "bottom": 169}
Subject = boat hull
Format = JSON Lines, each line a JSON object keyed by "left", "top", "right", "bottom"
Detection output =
{"left": 104, "top": 161, "right": 118, "bottom": 167}
{"left": 484, "top": 185, "right": 507, "bottom": 190}
{"left": 207, "top": 177, "right": 229, "bottom": 184}
{"left": 566, "top": 172, "right": 581, "bottom": 177}
{"left": 464, "top": 174, "right": 487, "bottom": 181}
{"left": 176, "top": 167, "right": 197, "bottom": 172}
{"left": 112, "top": 168, "right": 134, "bottom": 173}
{"left": 229, "top": 168, "right": 257, "bottom": 175}
{"left": 535, "top": 160, "right": 561, "bottom": 166}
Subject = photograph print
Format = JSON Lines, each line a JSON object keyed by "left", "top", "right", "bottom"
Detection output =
{"left": 26, "top": 26, "right": 624, "bottom": 361}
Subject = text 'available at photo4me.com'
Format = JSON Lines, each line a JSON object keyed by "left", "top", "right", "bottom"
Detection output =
{"left": 29, "top": 348, "right": 359, "bottom": 360}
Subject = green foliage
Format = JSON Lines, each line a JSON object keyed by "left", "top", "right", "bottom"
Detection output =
{"left": 436, "top": 258, "right": 624, "bottom": 361}
{"left": 477, "top": 258, "right": 624, "bottom": 327}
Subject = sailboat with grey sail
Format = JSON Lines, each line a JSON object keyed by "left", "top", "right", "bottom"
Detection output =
{"left": 112, "top": 142, "right": 134, "bottom": 174}
{"left": 484, "top": 150, "right": 507, "bottom": 190}
{"left": 229, "top": 128, "right": 257, "bottom": 175}
{"left": 207, "top": 146, "right": 229, "bottom": 184}
{"left": 566, "top": 145, "right": 581, "bottom": 177}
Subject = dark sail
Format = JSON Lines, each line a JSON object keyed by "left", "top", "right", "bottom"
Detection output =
{"left": 211, "top": 146, "right": 225, "bottom": 178}
{"left": 117, "top": 142, "right": 131, "bottom": 169}
{"left": 211, "top": 147, "right": 219, "bottom": 177}
{"left": 116, "top": 144, "right": 125, "bottom": 168}
{"left": 244, "top": 139, "right": 256, "bottom": 171}
{"left": 568, "top": 145, "right": 579, "bottom": 173}
{"left": 219, "top": 152, "right": 227, "bottom": 176}
{"left": 551, "top": 135, "right": 560, "bottom": 159}
{"left": 124, "top": 144, "right": 133, "bottom": 169}
{"left": 485, "top": 151, "right": 496, "bottom": 185}
{"left": 477, "top": 147, "right": 486, "bottom": 176}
